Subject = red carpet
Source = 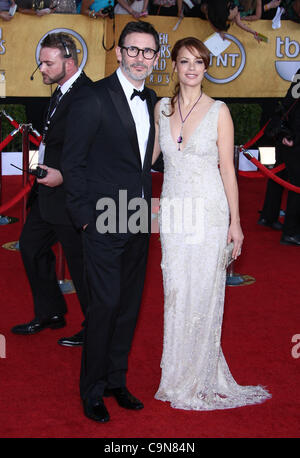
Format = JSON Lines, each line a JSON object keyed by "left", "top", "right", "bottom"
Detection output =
{"left": 0, "top": 174, "right": 299, "bottom": 438}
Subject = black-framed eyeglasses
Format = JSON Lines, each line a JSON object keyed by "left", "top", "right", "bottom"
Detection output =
{"left": 120, "top": 46, "right": 158, "bottom": 60}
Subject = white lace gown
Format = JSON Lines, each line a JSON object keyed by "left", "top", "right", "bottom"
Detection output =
{"left": 155, "top": 98, "right": 271, "bottom": 410}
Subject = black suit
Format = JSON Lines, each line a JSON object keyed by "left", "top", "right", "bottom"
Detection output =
{"left": 263, "top": 69, "right": 300, "bottom": 235}
{"left": 62, "top": 72, "right": 157, "bottom": 401}
{"left": 19, "top": 71, "right": 92, "bottom": 321}
{"left": 280, "top": 71, "right": 300, "bottom": 236}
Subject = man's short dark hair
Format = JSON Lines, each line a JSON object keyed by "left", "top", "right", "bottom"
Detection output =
{"left": 41, "top": 33, "right": 78, "bottom": 66}
{"left": 118, "top": 21, "right": 160, "bottom": 53}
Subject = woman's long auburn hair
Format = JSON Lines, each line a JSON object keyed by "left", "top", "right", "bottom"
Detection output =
{"left": 164, "top": 37, "right": 210, "bottom": 117}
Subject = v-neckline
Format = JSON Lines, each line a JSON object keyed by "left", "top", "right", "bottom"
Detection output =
{"left": 168, "top": 100, "right": 217, "bottom": 152}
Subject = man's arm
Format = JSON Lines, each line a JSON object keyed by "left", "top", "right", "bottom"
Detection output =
{"left": 61, "top": 85, "right": 101, "bottom": 229}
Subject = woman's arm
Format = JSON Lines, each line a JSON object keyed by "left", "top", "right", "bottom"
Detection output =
{"left": 140, "top": 0, "right": 149, "bottom": 15}
{"left": 17, "top": 7, "right": 54, "bottom": 15}
{"left": 80, "top": 0, "right": 108, "bottom": 17}
{"left": 115, "top": 0, "right": 140, "bottom": 17}
{"left": 241, "top": 0, "right": 262, "bottom": 21}
{"left": 263, "top": 0, "right": 282, "bottom": 12}
{"left": 152, "top": 100, "right": 162, "bottom": 165}
{"left": 217, "top": 104, "right": 244, "bottom": 259}
{"left": 234, "top": 12, "right": 261, "bottom": 41}
{"left": 177, "top": 0, "right": 183, "bottom": 16}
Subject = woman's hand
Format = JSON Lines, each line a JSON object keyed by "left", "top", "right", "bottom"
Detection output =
{"left": 227, "top": 221, "right": 244, "bottom": 260}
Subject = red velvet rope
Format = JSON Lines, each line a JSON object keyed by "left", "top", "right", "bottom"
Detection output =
{"left": 0, "top": 130, "right": 19, "bottom": 152}
{"left": 0, "top": 177, "right": 34, "bottom": 214}
{"left": 0, "top": 114, "right": 39, "bottom": 215}
{"left": 242, "top": 120, "right": 270, "bottom": 149}
{"left": 243, "top": 152, "right": 300, "bottom": 193}
{"left": 238, "top": 161, "right": 286, "bottom": 178}
{"left": 1, "top": 111, "right": 42, "bottom": 147}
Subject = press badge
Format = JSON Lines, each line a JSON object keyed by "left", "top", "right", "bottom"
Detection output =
{"left": 38, "top": 142, "right": 45, "bottom": 165}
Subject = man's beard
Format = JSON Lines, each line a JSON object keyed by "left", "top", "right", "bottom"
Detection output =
{"left": 43, "top": 62, "right": 66, "bottom": 85}
{"left": 121, "top": 57, "right": 154, "bottom": 82}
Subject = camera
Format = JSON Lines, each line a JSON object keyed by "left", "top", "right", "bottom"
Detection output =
{"left": 102, "top": 5, "right": 114, "bottom": 18}
{"left": 266, "top": 104, "right": 294, "bottom": 143}
{"left": 270, "top": 120, "right": 294, "bottom": 143}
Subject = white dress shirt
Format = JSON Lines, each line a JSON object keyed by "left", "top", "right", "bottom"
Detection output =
{"left": 116, "top": 67, "right": 150, "bottom": 168}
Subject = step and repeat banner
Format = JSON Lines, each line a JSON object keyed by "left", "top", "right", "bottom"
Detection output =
{"left": 0, "top": 13, "right": 106, "bottom": 98}
{"left": 0, "top": 13, "right": 299, "bottom": 98}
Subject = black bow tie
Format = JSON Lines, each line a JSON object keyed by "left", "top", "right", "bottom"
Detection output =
{"left": 131, "top": 88, "right": 147, "bottom": 101}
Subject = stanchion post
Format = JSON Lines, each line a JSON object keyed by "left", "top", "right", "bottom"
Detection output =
{"left": 57, "top": 243, "right": 65, "bottom": 282}
{"left": 22, "top": 124, "right": 30, "bottom": 225}
{"left": 0, "top": 112, "right": 2, "bottom": 206}
{"left": 0, "top": 113, "right": 18, "bottom": 226}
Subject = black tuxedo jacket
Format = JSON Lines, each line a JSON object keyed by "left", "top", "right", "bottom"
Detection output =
{"left": 31, "top": 71, "right": 93, "bottom": 225}
{"left": 62, "top": 72, "right": 157, "bottom": 232}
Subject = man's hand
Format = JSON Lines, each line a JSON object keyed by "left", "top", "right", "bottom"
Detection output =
{"left": 282, "top": 137, "right": 294, "bottom": 147}
{"left": 36, "top": 165, "right": 63, "bottom": 187}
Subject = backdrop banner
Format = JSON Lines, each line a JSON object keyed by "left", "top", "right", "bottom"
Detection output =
{"left": 0, "top": 14, "right": 106, "bottom": 98}
{"left": 105, "top": 15, "right": 300, "bottom": 99}
{"left": 0, "top": 14, "right": 299, "bottom": 98}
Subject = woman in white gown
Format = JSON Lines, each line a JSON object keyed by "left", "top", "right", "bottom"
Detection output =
{"left": 152, "top": 37, "right": 271, "bottom": 410}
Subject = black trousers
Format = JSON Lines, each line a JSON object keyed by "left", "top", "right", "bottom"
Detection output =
{"left": 260, "top": 149, "right": 287, "bottom": 223}
{"left": 80, "top": 226, "right": 150, "bottom": 402}
{"left": 19, "top": 198, "right": 88, "bottom": 321}
{"left": 260, "top": 144, "right": 300, "bottom": 235}
{"left": 282, "top": 145, "right": 300, "bottom": 236}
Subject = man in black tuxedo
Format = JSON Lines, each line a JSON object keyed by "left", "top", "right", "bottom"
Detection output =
{"left": 62, "top": 21, "right": 160, "bottom": 422}
{"left": 260, "top": 67, "right": 300, "bottom": 245}
{"left": 11, "top": 33, "right": 91, "bottom": 346}
{"left": 279, "top": 67, "right": 300, "bottom": 245}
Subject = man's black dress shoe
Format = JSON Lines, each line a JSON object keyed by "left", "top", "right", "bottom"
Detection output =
{"left": 104, "top": 387, "right": 144, "bottom": 410}
{"left": 258, "top": 217, "right": 283, "bottom": 231}
{"left": 11, "top": 315, "right": 66, "bottom": 335}
{"left": 83, "top": 398, "right": 110, "bottom": 422}
{"left": 280, "top": 234, "right": 300, "bottom": 246}
{"left": 58, "top": 330, "right": 84, "bottom": 347}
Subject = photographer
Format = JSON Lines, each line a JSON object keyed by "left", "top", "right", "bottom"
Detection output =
{"left": 199, "top": 1, "right": 262, "bottom": 41}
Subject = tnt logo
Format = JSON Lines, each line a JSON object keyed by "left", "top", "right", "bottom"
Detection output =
{"left": 275, "top": 36, "right": 300, "bottom": 82}
{"left": 205, "top": 34, "right": 246, "bottom": 84}
{"left": 0, "top": 334, "right": 6, "bottom": 358}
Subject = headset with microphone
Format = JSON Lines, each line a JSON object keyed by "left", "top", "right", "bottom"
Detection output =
{"left": 61, "top": 39, "right": 72, "bottom": 59}
{"left": 30, "top": 36, "right": 72, "bottom": 81}
{"left": 30, "top": 62, "right": 42, "bottom": 81}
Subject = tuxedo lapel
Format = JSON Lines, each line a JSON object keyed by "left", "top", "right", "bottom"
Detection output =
{"left": 144, "top": 88, "right": 155, "bottom": 171}
{"left": 107, "top": 73, "right": 142, "bottom": 168}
